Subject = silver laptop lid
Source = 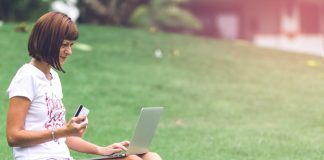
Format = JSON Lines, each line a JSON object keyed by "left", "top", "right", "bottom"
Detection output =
{"left": 126, "top": 107, "right": 163, "bottom": 155}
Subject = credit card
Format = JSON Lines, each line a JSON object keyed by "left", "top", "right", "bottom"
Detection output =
{"left": 74, "top": 104, "right": 90, "bottom": 117}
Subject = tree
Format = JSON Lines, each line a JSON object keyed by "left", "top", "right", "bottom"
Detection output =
{"left": 130, "top": 0, "right": 202, "bottom": 33}
{"left": 0, "top": 0, "right": 52, "bottom": 21}
{"left": 78, "top": 0, "right": 150, "bottom": 25}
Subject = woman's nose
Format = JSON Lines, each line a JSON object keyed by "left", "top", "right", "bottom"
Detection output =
{"left": 65, "top": 46, "right": 72, "bottom": 55}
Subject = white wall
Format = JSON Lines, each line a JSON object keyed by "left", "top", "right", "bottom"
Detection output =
{"left": 253, "top": 34, "right": 324, "bottom": 56}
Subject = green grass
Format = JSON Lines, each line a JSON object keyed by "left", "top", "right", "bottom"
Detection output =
{"left": 2, "top": 23, "right": 324, "bottom": 159}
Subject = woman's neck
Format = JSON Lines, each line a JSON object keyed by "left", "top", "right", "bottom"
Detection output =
{"left": 29, "top": 58, "right": 52, "bottom": 80}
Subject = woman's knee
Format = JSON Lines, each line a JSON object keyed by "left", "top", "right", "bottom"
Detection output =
{"left": 142, "top": 152, "right": 162, "bottom": 160}
{"left": 124, "top": 155, "right": 142, "bottom": 160}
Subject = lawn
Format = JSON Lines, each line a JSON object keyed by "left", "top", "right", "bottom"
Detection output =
{"left": 1, "top": 23, "right": 324, "bottom": 160}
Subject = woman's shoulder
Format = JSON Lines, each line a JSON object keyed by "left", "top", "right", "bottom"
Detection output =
{"left": 13, "top": 64, "right": 44, "bottom": 81}
{"left": 15, "top": 64, "right": 34, "bottom": 77}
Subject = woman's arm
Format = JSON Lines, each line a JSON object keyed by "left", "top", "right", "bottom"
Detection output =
{"left": 6, "top": 96, "right": 52, "bottom": 147}
{"left": 66, "top": 136, "right": 129, "bottom": 155}
{"left": 66, "top": 136, "right": 99, "bottom": 154}
{"left": 6, "top": 96, "right": 88, "bottom": 147}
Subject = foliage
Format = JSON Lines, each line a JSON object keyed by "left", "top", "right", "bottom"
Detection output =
{"left": 0, "top": 0, "right": 52, "bottom": 21}
{"left": 77, "top": 0, "right": 149, "bottom": 25}
{"left": 130, "top": 0, "right": 202, "bottom": 33}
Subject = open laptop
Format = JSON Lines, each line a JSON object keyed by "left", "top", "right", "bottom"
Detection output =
{"left": 87, "top": 107, "right": 164, "bottom": 160}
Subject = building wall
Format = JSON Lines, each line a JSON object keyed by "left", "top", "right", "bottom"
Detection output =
{"left": 185, "top": 0, "right": 324, "bottom": 55}
{"left": 242, "top": 0, "right": 281, "bottom": 39}
{"left": 186, "top": 2, "right": 243, "bottom": 38}
{"left": 252, "top": 1, "right": 324, "bottom": 56}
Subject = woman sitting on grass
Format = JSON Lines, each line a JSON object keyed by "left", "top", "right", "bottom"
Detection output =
{"left": 6, "top": 11, "right": 161, "bottom": 160}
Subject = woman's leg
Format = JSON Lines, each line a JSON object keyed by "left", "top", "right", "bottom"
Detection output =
{"left": 113, "top": 152, "right": 161, "bottom": 160}
{"left": 118, "top": 155, "right": 142, "bottom": 160}
{"left": 140, "top": 152, "right": 162, "bottom": 160}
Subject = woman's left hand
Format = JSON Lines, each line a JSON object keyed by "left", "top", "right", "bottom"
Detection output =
{"left": 97, "top": 140, "right": 129, "bottom": 155}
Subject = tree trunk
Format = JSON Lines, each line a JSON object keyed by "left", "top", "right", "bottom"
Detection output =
{"left": 78, "top": 0, "right": 150, "bottom": 25}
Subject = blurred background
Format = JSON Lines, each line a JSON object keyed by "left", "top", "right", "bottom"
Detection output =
{"left": 1, "top": 0, "right": 324, "bottom": 56}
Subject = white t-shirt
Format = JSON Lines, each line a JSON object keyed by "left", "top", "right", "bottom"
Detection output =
{"left": 7, "top": 64, "right": 72, "bottom": 160}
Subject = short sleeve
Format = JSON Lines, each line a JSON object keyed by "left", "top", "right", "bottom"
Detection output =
{"left": 7, "top": 71, "right": 35, "bottom": 101}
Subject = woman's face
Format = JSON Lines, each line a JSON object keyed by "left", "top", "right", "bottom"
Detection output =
{"left": 59, "top": 40, "right": 74, "bottom": 66}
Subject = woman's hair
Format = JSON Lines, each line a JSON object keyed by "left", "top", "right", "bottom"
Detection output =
{"left": 28, "top": 11, "right": 79, "bottom": 72}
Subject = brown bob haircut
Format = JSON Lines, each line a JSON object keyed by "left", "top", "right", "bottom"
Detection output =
{"left": 28, "top": 11, "right": 79, "bottom": 73}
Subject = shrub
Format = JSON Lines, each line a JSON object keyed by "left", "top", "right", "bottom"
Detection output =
{"left": 130, "top": 0, "right": 201, "bottom": 33}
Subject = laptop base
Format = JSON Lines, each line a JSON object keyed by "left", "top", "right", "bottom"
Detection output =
{"left": 85, "top": 153, "right": 126, "bottom": 160}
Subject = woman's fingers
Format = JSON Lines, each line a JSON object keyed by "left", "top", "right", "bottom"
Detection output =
{"left": 120, "top": 140, "right": 130, "bottom": 149}
{"left": 79, "top": 120, "right": 88, "bottom": 128}
{"left": 120, "top": 140, "right": 130, "bottom": 146}
{"left": 98, "top": 146, "right": 124, "bottom": 155}
{"left": 65, "top": 116, "right": 88, "bottom": 136}
{"left": 112, "top": 142, "right": 128, "bottom": 151}
{"left": 72, "top": 116, "right": 87, "bottom": 123}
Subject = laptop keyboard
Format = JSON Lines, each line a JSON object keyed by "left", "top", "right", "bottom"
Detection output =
{"left": 105, "top": 152, "right": 127, "bottom": 159}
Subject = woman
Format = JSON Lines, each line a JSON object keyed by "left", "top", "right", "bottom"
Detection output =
{"left": 6, "top": 11, "right": 161, "bottom": 160}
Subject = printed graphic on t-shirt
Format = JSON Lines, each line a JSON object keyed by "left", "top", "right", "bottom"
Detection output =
{"left": 44, "top": 92, "right": 65, "bottom": 130}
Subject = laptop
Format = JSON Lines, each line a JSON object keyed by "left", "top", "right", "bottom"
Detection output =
{"left": 86, "top": 107, "right": 164, "bottom": 160}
